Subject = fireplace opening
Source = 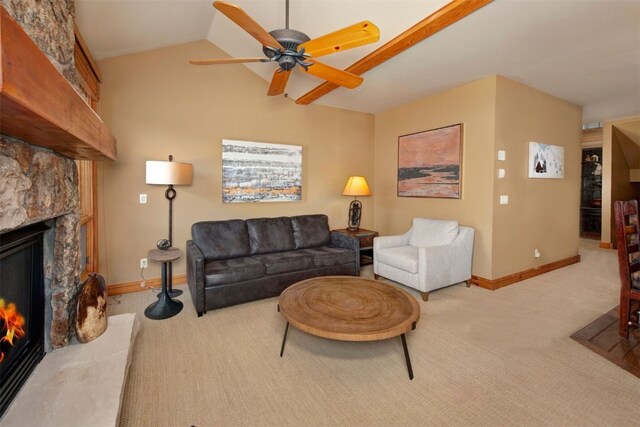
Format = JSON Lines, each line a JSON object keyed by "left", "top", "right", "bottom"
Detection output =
{"left": 0, "top": 222, "right": 48, "bottom": 418}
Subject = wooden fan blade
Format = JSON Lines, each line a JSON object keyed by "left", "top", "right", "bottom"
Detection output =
{"left": 299, "top": 21, "right": 380, "bottom": 58}
{"left": 214, "top": 1, "right": 284, "bottom": 50}
{"left": 296, "top": 0, "right": 494, "bottom": 105}
{"left": 267, "top": 69, "right": 291, "bottom": 96}
{"left": 189, "top": 57, "right": 265, "bottom": 65}
{"left": 302, "top": 60, "right": 363, "bottom": 89}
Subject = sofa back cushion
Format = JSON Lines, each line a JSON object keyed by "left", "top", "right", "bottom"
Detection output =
{"left": 408, "top": 218, "right": 459, "bottom": 247}
{"left": 192, "top": 220, "right": 250, "bottom": 261}
{"left": 290, "top": 214, "right": 331, "bottom": 249}
{"left": 247, "top": 217, "right": 295, "bottom": 255}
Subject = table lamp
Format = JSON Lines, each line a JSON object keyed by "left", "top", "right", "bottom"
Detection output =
{"left": 146, "top": 155, "right": 193, "bottom": 296}
{"left": 342, "top": 176, "right": 371, "bottom": 231}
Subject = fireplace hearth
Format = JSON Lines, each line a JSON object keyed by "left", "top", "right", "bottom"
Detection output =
{"left": 0, "top": 222, "right": 48, "bottom": 417}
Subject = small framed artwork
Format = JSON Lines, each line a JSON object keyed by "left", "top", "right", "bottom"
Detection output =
{"left": 397, "top": 123, "right": 462, "bottom": 199}
{"left": 528, "top": 142, "right": 564, "bottom": 179}
{"left": 222, "top": 139, "right": 302, "bottom": 203}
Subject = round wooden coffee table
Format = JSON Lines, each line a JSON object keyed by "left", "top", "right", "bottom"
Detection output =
{"left": 278, "top": 276, "right": 420, "bottom": 379}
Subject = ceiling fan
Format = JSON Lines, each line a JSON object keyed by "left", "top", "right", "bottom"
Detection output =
{"left": 190, "top": 0, "right": 380, "bottom": 96}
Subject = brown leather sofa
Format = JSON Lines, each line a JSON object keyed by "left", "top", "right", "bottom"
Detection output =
{"left": 187, "top": 214, "right": 359, "bottom": 316}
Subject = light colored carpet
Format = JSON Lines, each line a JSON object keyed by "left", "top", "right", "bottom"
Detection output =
{"left": 109, "top": 240, "right": 640, "bottom": 426}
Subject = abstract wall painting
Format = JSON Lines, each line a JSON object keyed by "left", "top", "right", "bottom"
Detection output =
{"left": 397, "top": 124, "right": 462, "bottom": 199}
{"left": 528, "top": 141, "right": 564, "bottom": 179}
{"left": 222, "top": 139, "right": 302, "bottom": 203}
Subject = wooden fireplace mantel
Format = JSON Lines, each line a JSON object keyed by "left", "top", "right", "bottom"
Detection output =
{"left": 0, "top": 6, "right": 116, "bottom": 161}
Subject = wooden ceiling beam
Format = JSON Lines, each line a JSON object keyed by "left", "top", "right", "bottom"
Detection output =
{"left": 295, "top": 0, "right": 494, "bottom": 105}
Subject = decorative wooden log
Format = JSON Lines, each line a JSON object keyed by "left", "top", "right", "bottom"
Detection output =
{"left": 75, "top": 273, "right": 107, "bottom": 343}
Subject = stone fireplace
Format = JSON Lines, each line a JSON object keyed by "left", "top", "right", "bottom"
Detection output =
{"left": 0, "top": 0, "right": 121, "bottom": 421}
{"left": 2, "top": 0, "right": 118, "bottom": 346}
{"left": 1, "top": 135, "right": 81, "bottom": 351}
{"left": 0, "top": 0, "right": 107, "bottom": 349}
{"left": 1, "top": 0, "right": 96, "bottom": 388}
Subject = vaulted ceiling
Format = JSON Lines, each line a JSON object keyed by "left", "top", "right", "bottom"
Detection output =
{"left": 76, "top": 0, "right": 640, "bottom": 125}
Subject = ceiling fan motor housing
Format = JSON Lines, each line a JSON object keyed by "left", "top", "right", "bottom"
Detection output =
{"left": 263, "top": 29, "right": 311, "bottom": 71}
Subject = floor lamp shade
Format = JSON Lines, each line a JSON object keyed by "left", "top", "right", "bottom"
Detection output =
{"left": 342, "top": 176, "right": 371, "bottom": 231}
{"left": 145, "top": 161, "right": 193, "bottom": 185}
{"left": 145, "top": 159, "right": 193, "bottom": 245}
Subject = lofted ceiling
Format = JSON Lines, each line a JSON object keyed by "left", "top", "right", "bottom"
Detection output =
{"left": 75, "top": 0, "right": 640, "bottom": 124}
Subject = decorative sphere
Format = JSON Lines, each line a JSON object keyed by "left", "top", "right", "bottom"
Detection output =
{"left": 156, "top": 239, "right": 171, "bottom": 250}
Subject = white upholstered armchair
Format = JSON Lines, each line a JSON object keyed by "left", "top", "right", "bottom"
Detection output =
{"left": 373, "top": 218, "right": 475, "bottom": 301}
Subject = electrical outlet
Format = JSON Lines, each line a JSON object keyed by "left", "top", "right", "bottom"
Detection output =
{"left": 140, "top": 258, "right": 148, "bottom": 269}
{"left": 534, "top": 249, "right": 541, "bottom": 258}
{"left": 139, "top": 194, "right": 147, "bottom": 204}
{"left": 499, "top": 195, "right": 509, "bottom": 205}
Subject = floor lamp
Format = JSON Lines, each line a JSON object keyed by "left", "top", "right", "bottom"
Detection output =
{"left": 342, "top": 176, "right": 371, "bottom": 231}
{"left": 146, "top": 155, "right": 193, "bottom": 297}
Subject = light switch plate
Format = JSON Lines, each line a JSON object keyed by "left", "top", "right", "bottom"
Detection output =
{"left": 497, "top": 150, "right": 506, "bottom": 161}
{"left": 500, "top": 195, "right": 509, "bottom": 205}
{"left": 498, "top": 168, "right": 506, "bottom": 179}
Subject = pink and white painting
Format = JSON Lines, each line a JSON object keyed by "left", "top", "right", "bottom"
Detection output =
{"left": 397, "top": 124, "right": 462, "bottom": 199}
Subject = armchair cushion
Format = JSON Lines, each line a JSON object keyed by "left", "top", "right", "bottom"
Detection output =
{"left": 408, "top": 218, "right": 459, "bottom": 248}
{"left": 375, "top": 245, "right": 419, "bottom": 273}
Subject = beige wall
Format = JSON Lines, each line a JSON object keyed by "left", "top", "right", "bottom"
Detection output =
{"left": 99, "top": 43, "right": 584, "bottom": 285}
{"left": 374, "top": 75, "right": 581, "bottom": 280}
{"left": 493, "top": 76, "right": 582, "bottom": 277}
{"left": 97, "top": 40, "right": 374, "bottom": 285}
{"left": 374, "top": 77, "right": 497, "bottom": 279}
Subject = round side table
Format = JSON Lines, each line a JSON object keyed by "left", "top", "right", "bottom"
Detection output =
{"left": 144, "top": 248, "right": 183, "bottom": 320}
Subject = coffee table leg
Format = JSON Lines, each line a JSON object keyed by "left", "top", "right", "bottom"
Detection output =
{"left": 280, "top": 322, "right": 290, "bottom": 357}
{"left": 400, "top": 333, "right": 414, "bottom": 380}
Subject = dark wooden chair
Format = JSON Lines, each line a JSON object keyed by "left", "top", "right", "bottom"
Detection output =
{"left": 613, "top": 200, "right": 640, "bottom": 338}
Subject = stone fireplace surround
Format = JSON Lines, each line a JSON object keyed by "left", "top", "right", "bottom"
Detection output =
{"left": 0, "top": 136, "right": 80, "bottom": 350}
{"left": 0, "top": 2, "right": 139, "bottom": 423}
{"left": 0, "top": 0, "right": 141, "bottom": 423}
{"left": 0, "top": 0, "right": 84, "bottom": 350}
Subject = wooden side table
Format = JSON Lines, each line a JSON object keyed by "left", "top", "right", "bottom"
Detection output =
{"left": 332, "top": 228, "right": 378, "bottom": 265}
{"left": 144, "top": 248, "right": 183, "bottom": 320}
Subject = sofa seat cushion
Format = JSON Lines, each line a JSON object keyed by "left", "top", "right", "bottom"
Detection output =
{"left": 247, "top": 217, "right": 296, "bottom": 255}
{"left": 253, "top": 251, "right": 314, "bottom": 275}
{"left": 204, "top": 257, "right": 266, "bottom": 287}
{"left": 375, "top": 245, "right": 419, "bottom": 273}
{"left": 291, "top": 215, "right": 331, "bottom": 249}
{"left": 302, "top": 246, "right": 355, "bottom": 267}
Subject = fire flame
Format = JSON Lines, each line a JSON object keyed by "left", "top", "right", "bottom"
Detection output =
{"left": 0, "top": 298, "right": 26, "bottom": 363}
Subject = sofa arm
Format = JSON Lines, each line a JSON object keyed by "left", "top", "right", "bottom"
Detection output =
{"left": 187, "top": 240, "right": 206, "bottom": 317}
{"left": 330, "top": 231, "right": 360, "bottom": 275}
